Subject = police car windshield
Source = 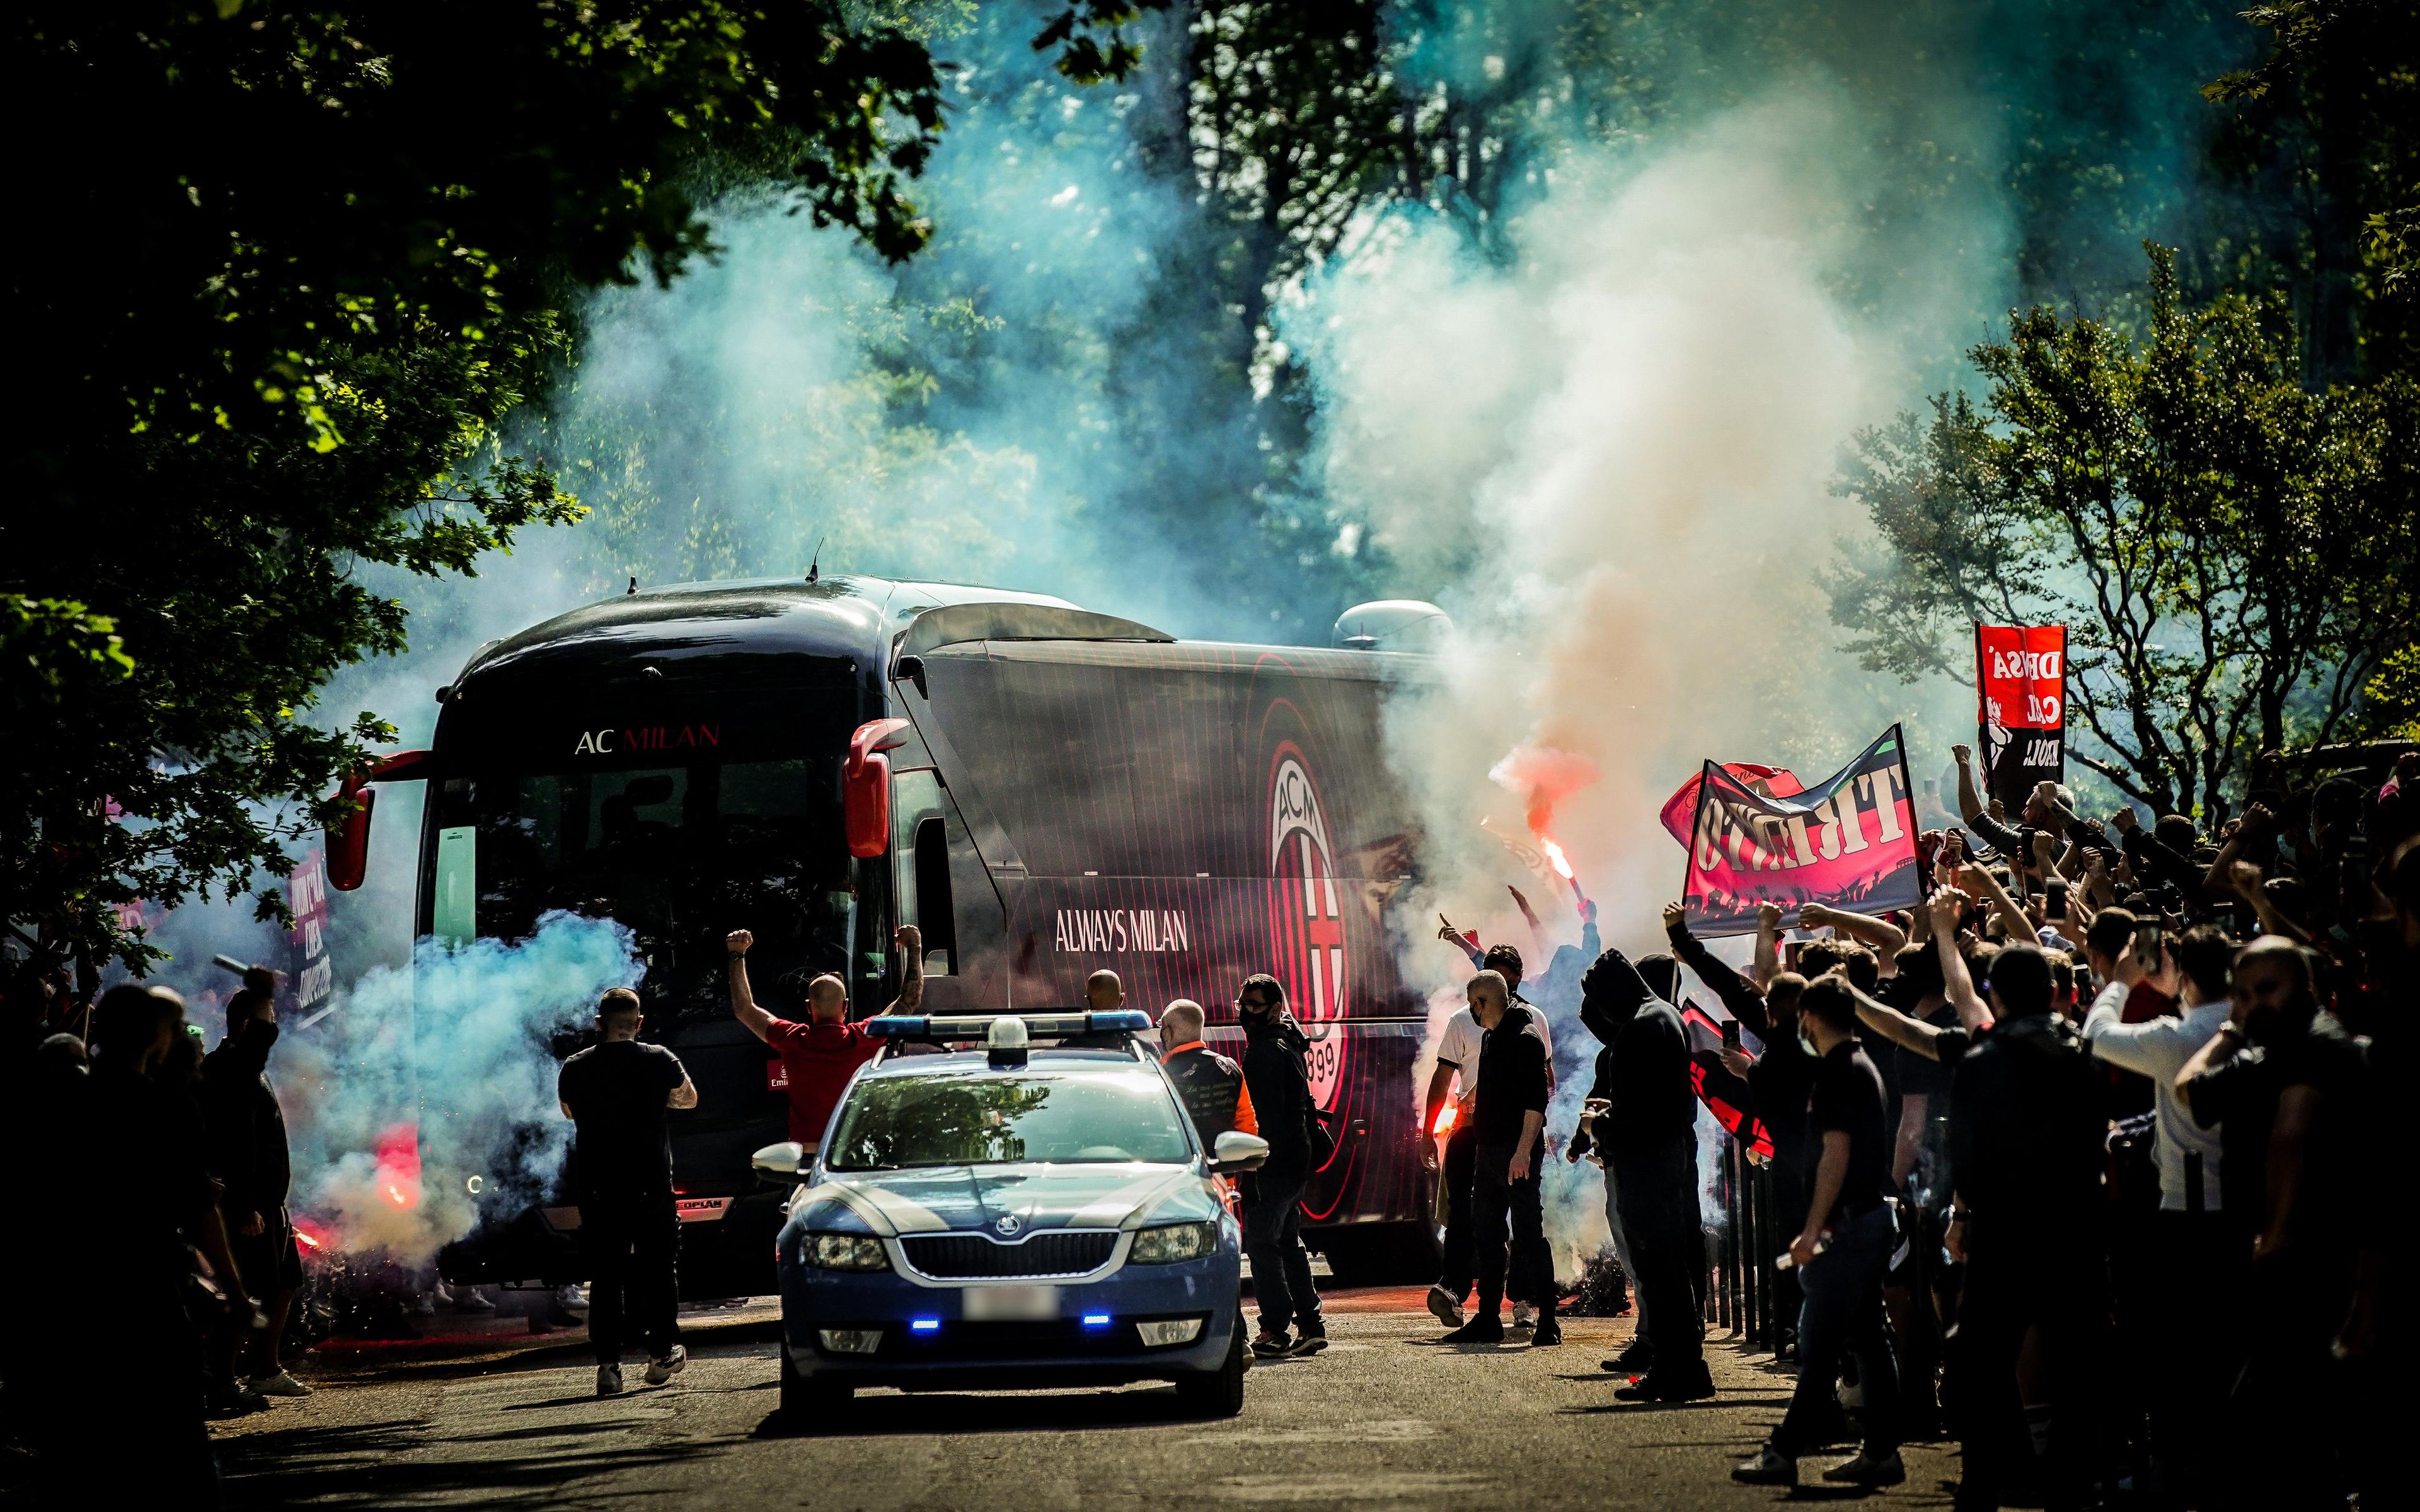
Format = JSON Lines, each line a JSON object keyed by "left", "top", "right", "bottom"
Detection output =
{"left": 824, "top": 1070, "right": 1192, "bottom": 1171}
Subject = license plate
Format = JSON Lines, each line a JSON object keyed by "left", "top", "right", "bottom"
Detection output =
{"left": 675, "top": 1197, "right": 732, "bottom": 1223}
{"left": 963, "top": 1285, "right": 1059, "bottom": 1321}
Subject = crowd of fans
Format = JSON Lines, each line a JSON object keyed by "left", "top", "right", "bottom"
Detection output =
{"left": 1547, "top": 745, "right": 2414, "bottom": 1509}
{"left": 3, "top": 965, "right": 313, "bottom": 1501}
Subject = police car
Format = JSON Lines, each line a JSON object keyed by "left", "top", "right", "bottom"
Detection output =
{"left": 755, "top": 1011, "right": 1265, "bottom": 1418}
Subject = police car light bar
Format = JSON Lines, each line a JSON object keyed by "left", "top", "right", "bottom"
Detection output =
{"left": 865, "top": 1011, "right": 1153, "bottom": 1041}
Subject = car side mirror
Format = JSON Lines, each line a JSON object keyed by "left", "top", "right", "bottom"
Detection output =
{"left": 1209, "top": 1131, "right": 1269, "bottom": 1173}
{"left": 751, "top": 1141, "right": 805, "bottom": 1183}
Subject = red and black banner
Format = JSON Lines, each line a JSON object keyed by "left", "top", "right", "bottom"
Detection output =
{"left": 1976, "top": 624, "right": 2066, "bottom": 810}
{"left": 1681, "top": 725, "right": 1922, "bottom": 937}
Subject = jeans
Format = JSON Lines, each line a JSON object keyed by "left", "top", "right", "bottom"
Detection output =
{"left": 1601, "top": 1162, "right": 1647, "bottom": 1338}
{"left": 1611, "top": 1137, "right": 1705, "bottom": 1373}
{"left": 1243, "top": 1175, "right": 1322, "bottom": 1336}
{"left": 1436, "top": 1122, "right": 1478, "bottom": 1300}
{"left": 583, "top": 1192, "right": 681, "bottom": 1364}
{"left": 1773, "top": 1204, "right": 1899, "bottom": 1458}
{"left": 1472, "top": 1140, "right": 1553, "bottom": 1315}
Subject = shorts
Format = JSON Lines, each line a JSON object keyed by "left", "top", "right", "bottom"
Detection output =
{"left": 231, "top": 1211, "right": 304, "bottom": 1295}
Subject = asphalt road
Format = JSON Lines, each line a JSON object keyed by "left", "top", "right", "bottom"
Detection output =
{"left": 210, "top": 1292, "right": 1961, "bottom": 1511}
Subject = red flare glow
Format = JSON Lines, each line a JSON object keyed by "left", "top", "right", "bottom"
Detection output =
{"left": 1432, "top": 1101, "right": 1458, "bottom": 1137}
{"left": 1540, "top": 837, "right": 1575, "bottom": 880}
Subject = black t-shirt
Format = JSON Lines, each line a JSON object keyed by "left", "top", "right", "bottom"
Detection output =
{"left": 2186, "top": 1019, "right": 2369, "bottom": 1251}
{"left": 558, "top": 1041, "right": 688, "bottom": 1198}
{"left": 1807, "top": 1040, "right": 1892, "bottom": 1224}
{"left": 1474, "top": 1004, "right": 1551, "bottom": 1148}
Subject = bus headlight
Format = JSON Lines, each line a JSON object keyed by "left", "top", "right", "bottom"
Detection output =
{"left": 804, "top": 1233, "right": 890, "bottom": 1271}
{"left": 1128, "top": 1221, "right": 1217, "bottom": 1264}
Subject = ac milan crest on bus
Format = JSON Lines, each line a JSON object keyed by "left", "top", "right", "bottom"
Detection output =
{"left": 1266, "top": 742, "right": 1347, "bottom": 1109}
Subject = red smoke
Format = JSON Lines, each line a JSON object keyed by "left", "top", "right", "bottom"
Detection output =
{"left": 1489, "top": 743, "right": 1599, "bottom": 839}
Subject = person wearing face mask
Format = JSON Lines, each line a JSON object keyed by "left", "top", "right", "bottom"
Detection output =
{"left": 202, "top": 974, "right": 311, "bottom": 1401}
{"left": 2175, "top": 936, "right": 2372, "bottom": 1511}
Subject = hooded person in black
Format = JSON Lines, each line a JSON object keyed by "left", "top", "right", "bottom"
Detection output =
{"left": 1236, "top": 973, "right": 1327, "bottom": 1358}
{"left": 202, "top": 982, "right": 309, "bottom": 1398}
{"left": 1577, "top": 944, "right": 1712, "bottom": 1400}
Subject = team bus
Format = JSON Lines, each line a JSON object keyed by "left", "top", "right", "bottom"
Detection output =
{"left": 330, "top": 576, "right": 1446, "bottom": 1298}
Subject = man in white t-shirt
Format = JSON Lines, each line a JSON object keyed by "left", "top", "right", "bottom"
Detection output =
{"left": 1422, "top": 944, "right": 1552, "bottom": 1329}
{"left": 2080, "top": 915, "right": 2235, "bottom": 1507}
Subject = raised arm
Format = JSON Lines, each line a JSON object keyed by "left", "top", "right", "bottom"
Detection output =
{"left": 1664, "top": 900, "right": 1771, "bottom": 1036}
{"left": 1930, "top": 890, "right": 1991, "bottom": 1028}
{"left": 1752, "top": 901, "right": 1782, "bottom": 990}
{"left": 726, "top": 929, "right": 775, "bottom": 1042}
{"left": 2201, "top": 803, "right": 2271, "bottom": 905}
{"left": 1841, "top": 973, "right": 1952, "bottom": 1061}
{"left": 1959, "top": 862, "right": 2032, "bottom": 944}
{"left": 880, "top": 925, "right": 925, "bottom": 1017}
{"left": 668, "top": 1071, "right": 699, "bottom": 1109}
{"left": 2225, "top": 860, "right": 2313, "bottom": 946}
{"left": 1798, "top": 902, "right": 1908, "bottom": 959}
{"left": 1950, "top": 743, "right": 2025, "bottom": 856}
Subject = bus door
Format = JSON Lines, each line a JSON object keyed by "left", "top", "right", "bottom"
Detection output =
{"left": 889, "top": 767, "right": 1003, "bottom": 1011}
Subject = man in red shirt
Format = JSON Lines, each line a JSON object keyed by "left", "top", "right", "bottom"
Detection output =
{"left": 725, "top": 924, "right": 923, "bottom": 1150}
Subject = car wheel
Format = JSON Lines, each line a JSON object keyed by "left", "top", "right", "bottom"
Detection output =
{"left": 778, "top": 1341, "right": 852, "bottom": 1424}
{"left": 1173, "top": 1320, "right": 1246, "bottom": 1418}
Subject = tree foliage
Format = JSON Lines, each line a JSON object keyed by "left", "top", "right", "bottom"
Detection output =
{"left": 0, "top": 0, "right": 1141, "bottom": 980}
{"left": 1829, "top": 244, "right": 2419, "bottom": 821}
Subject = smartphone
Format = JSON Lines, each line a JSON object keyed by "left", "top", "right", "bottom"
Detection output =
{"left": 2133, "top": 918, "right": 2163, "bottom": 971}
{"left": 1721, "top": 1019, "right": 1742, "bottom": 1051}
{"left": 2044, "top": 879, "right": 2068, "bottom": 920}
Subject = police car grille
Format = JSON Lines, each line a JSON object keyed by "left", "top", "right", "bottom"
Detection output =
{"left": 900, "top": 1231, "right": 1119, "bottom": 1278}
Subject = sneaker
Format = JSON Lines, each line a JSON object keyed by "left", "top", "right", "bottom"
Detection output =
{"left": 645, "top": 1344, "right": 689, "bottom": 1385}
{"left": 1439, "top": 1315, "right": 1505, "bottom": 1344}
{"left": 1512, "top": 1302, "right": 1536, "bottom": 1329}
{"left": 1823, "top": 1450, "right": 1906, "bottom": 1486}
{"left": 1531, "top": 1315, "right": 1562, "bottom": 1346}
{"left": 1601, "top": 1337, "right": 1655, "bottom": 1373}
{"left": 409, "top": 1291, "right": 436, "bottom": 1318}
{"left": 1732, "top": 1448, "right": 1797, "bottom": 1486}
{"left": 596, "top": 1363, "right": 625, "bottom": 1395}
{"left": 452, "top": 1286, "right": 497, "bottom": 1314}
{"left": 248, "top": 1370, "right": 313, "bottom": 1398}
{"left": 1286, "top": 1329, "right": 1329, "bottom": 1358}
{"left": 1616, "top": 1366, "right": 1715, "bottom": 1402}
{"left": 1250, "top": 1331, "right": 1293, "bottom": 1359}
{"left": 207, "top": 1383, "right": 270, "bottom": 1418}
{"left": 556, "top": 1284, "right": 590, "bottom": 1313}
{"left": 1425, "top": 1284, "right": 1465, "bottom": 1330}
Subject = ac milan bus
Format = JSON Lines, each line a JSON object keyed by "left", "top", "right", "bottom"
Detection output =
{"left": 336, "top": 577, "right": 1444, "bottom": 1298}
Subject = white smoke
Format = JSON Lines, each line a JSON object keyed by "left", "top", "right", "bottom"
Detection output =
{"left": 1289, "top": 91, "right": 1992, "bottom": 1269}
{"left": 279, "top": 912, "right": 643, "bottom": 1264}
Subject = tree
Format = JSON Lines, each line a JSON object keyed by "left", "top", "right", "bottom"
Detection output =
{"left": 1, "top": 1, "right": 1141, "bottom": 984}
{"left": 1828, "top": 244, "right": 2419, "bottom": 822}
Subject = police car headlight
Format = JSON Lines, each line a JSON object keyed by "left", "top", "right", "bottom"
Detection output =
{"left": 1127, "top": 1220, "right": 1218, "bottom": 1264}
{"left": 804, "top": 1232, "right": 890, "bottom": 1271}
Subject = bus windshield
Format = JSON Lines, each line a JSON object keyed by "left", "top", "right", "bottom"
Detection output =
{"left": 427, "top": 758, "right": 858, "bottom": 1022}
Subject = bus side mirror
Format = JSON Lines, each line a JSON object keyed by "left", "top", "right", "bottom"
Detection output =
{"left": 844, "top": 719, "right": 914, "bottom": 860}
{"left": 1209, "top": 1131, "right": 1269, "bottom": 1173}
{"left": 326, "top": 779, "right": 375, "bottom": 892}
{"left": 844, "top": 753, "right": 890, "bottom": 858}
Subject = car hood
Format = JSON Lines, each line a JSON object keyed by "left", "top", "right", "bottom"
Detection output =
{"left": 788, "top": 1162, "right": 1219, "bottom": 1238}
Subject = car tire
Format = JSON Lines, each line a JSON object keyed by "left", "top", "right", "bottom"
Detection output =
{"left": 778, "top": 1341, "right": 852, "bottom": 1424}
{"left": 1173, "top": 1320, "right": 1247, "bottom": 1418}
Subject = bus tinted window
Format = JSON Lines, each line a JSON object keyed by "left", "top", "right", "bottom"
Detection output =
{"left": 430, "top": 759, "right": 852, "bottom": 1022}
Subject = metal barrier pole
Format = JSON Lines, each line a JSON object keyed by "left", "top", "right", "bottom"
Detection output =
{"left": 1743, "top": 1156, "right": 1762, "bottom": 1348}
{"left": 1721, "top": 1142, "right": 1740, "bottom": 1334}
